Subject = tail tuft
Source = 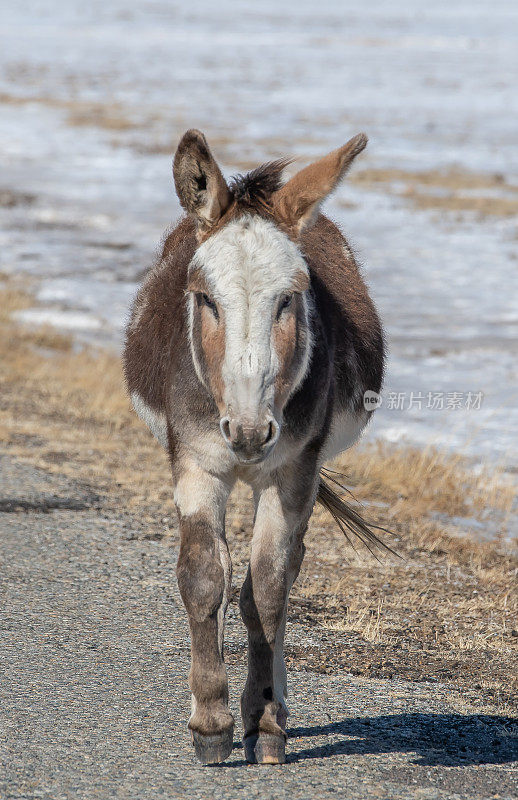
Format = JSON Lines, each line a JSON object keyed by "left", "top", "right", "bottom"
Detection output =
{"left": 316, "top": 474, "right": 397, "bottom": 559}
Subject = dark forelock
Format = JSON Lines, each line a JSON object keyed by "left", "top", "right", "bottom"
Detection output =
{"left": 229, "top": 158, "right": 292, "bottom": 209}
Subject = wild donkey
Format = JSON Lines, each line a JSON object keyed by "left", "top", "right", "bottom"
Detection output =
{"left": 124, "top": 130, "right": 385, "bottom": 765}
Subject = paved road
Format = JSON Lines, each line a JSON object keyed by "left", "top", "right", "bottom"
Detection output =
{"left": 1, "top": 455, "right": 517, "bottom": 799}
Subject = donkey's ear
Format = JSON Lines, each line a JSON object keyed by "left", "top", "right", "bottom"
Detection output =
{"left": 173, "top": 129, "right": 232, "bottom": 232}
{"left": 272, "top": 133, "right": 367, "bottom": 235}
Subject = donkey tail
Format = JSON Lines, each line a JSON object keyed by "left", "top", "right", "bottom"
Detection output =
{"left": 316, "top": 476, "right": 396, "bottom": 558}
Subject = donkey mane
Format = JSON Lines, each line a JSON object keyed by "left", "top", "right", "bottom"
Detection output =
{"left": 229, "top": 158, "right": 292, "bottom": 210}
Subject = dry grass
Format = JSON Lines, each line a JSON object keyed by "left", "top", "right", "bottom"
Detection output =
{"left": 353, "top": 167, "right": 511, "bottom": 193}
{"left": 332, "top": 441, "right": 515, "bottom": 521}
{"left": 0, "top": 280, "right": 132, "bottom": 425}
{"left": 324, "top": 597, "right": 386, "bottom": 644}
{"left": 350, "top": 166, "right": 518, "bottom": 217}
{"left": 1, "top": 280, "right": 516, "bottom": 710}
{"left": 0, "top": 91, "right": 140, "bottom": 132}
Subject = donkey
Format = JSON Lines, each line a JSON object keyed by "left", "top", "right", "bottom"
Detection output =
{"left": 123, "top": 129, "right": 385, "bottom": 765}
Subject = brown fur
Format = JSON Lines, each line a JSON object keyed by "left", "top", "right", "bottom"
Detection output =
{"left": 273, "top": 134, "right": 368, "bottom": 234}
{"left": 173, "top": 129, "right": 231, "bottom": 234}
{"left": 124, "top": 216, "right": 196, "bottom": 412}
{"left": 239, "top": 458, "right": 317, "bottom": 740}
{"left": 177, "top": 511, "right": 233, "bottom": 738}
{"left": 300, "top": 214, "right": 384, "bottom": 409}
{"left": 273, "top": 294, "right": 306, "bottom": 408}
{"left": 192, "top": 299, "right": 226, "bottom": 412}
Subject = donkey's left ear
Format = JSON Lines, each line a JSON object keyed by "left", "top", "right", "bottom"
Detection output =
{"left": 272, "top": 133, "right": 367, "bottom": 235}
{"left": 173, "top": 129, "right": 232, "bottom": 233}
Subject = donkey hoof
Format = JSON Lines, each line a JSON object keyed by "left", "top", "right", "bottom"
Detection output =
{"left": 244, "top": 733, "right": 286, "bottom": 765}
{"left": 192, "top": 727, "right": 234, "bottom": 765}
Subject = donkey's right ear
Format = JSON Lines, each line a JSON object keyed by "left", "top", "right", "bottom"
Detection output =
{"left": 173, "top": 130, "right": 232, "bottom": 234}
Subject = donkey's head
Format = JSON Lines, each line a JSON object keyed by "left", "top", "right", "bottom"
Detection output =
{"left": 173, "top": 130, "right": 367, "bottom": 464}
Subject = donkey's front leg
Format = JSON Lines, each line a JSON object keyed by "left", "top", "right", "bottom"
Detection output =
{"left": 174, "top": 463, "right": 234, "bottom": 764}
{"left": 240, "top": 469, "right": 317, "bottom": 764}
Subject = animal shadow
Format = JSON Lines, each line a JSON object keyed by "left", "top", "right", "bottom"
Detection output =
{"left": 287, "top": 713, "right": 518, "bottom": 766}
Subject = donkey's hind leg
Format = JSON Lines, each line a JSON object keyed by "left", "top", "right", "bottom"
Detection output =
{"left": 174, "top": 462, "right": 234, "bottom": 764}
{"left": 239, "top": 464, "right": 318, "bottom": 764}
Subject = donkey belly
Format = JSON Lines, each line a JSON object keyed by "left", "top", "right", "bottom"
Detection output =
{"left": 131, "top": 392, "right": 168, "bottom": 449}
{"left": 321, "top": 407, "right": 369, "bottom": 462}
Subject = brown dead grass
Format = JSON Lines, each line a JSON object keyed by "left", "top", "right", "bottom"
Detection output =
{"left": 333, "top": 441, "right": 515, "bottom": 520}
{"left": 350, "top": 166, "right": 518, "bottom": 217}
{"left": 0, "top": 91, "right": 139, "bottom": 131}
{"left": 1, "top": 280, "right": 516, "bottom": 711}
{"left": 352, "top": 167, "right": 511, "bottom": 193}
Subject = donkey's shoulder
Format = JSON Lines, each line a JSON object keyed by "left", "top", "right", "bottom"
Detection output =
{"left": 300, "top": 214, "right": 374, "bottom": 328}
{"left": 301, "top": 214, "right": 384, "bottom": 409}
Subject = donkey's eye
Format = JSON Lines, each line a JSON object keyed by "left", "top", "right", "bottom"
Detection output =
{"left": 276, "top": 294, "right": 293, "bottom": 320}
{"left": 196, "top": 292, "right": 219, "bottom": 320}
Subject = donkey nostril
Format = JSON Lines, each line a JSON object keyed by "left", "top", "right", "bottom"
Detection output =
{"left": 220, "top": 417, "right": 231, "bottom": 443}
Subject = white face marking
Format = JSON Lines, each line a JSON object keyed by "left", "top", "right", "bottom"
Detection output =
{"left": 189, "top": 215, "right": 313, "bottom": 420}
